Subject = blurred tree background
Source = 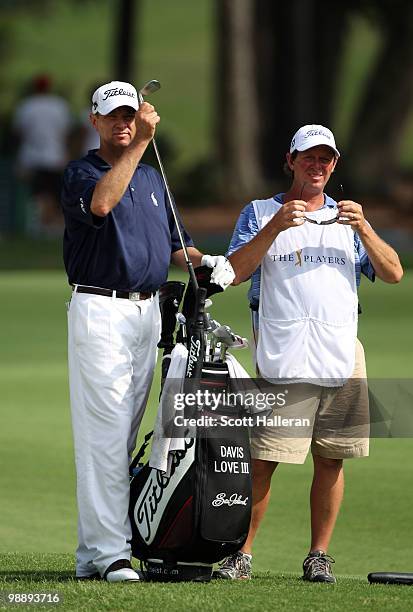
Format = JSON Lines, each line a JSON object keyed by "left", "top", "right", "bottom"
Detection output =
{"left": 217, "top": 0, "right": 413, "bottom": 201}
{"left": 0, "top": 0, "right": 412, "bottom": 256}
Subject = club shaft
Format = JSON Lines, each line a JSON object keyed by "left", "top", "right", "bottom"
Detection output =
{"left": 138, "top": 91, "right": 198, "bottom": 290}
{"left": 151, "top": 138, "right": 197, "bottom": 287}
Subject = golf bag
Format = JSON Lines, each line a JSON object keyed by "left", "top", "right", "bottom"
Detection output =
{"left": 129, "top": 270, "right": 252, "bottom": 582}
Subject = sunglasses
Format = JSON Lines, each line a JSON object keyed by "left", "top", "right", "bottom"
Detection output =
{"left": 303, "top": 214, "right": 339, "bottom": 225}
{"left": 300, "top": 183, "right": 343, "bottom": 225}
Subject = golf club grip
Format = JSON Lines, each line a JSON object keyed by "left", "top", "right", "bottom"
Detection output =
{"left": 368, "top": 572, "right": 413, "bottom": 585}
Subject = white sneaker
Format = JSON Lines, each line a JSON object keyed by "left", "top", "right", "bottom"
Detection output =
{"left": 105, "top": 567, "right": 140, "bottom": 582}
{"left": 104, "top": 560, "right": 141, "bottom": 583}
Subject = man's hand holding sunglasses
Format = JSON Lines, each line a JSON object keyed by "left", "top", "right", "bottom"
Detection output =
{"left": 337, "top": 200, "right": 366, "bottom": 231}
{"left": 272, "top": 199, "right": 307, "bottom": 231}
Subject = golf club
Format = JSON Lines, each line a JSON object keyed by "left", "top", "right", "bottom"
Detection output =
{"left": 213, "top": 325, "right": 249, "bottom": 349}
{"left": 176, "top": 312, "right": 187, "bottom": 341}
{"left": 138, "top": 79, "right": 198, "bottom": 290}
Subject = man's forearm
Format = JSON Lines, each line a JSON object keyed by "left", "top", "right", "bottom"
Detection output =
{"left": 91, "top": 140, "right": 150, "bottom": 217}
{"left": 229, "top": 221, "right": 281, "bottom": 284}
{"left": 358, "top": 223, "right": 403, "bottom": 283}
{"left": 171, "top": 247, "right": 204, "bottom": 271}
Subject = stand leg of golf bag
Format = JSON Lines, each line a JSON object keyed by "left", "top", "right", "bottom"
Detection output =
{"left": 128, "top": 269, "right": 252, "bottom": 582}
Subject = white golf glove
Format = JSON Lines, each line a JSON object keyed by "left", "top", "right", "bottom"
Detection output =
{"left": 201, "top": 255, "right": 235, "bottom": 290}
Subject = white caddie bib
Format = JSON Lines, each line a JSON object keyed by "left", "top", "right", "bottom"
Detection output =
{"left": 253, "top": 198, "right": 358, "bottom": 386}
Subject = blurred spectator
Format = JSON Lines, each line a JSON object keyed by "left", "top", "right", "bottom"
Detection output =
{"left": 68, "top": 83, "right": 101, "bottom": 159}
{"left": 79, "top": 103, "right": 100, "bottom": 155}
{"left": 13, "top": 74, "right": 72, "bottom": 234}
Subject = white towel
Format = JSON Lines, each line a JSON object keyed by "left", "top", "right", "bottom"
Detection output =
{"left": 226, "top": 353, "right": 273, "bottom": 415}
{"left": 149, "top": 348, "right": 265, "bottom": 475}
{"left": 149, "top": 344, "right": 188, "bottom": 474}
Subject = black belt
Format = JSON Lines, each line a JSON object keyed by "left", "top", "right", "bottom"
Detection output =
{"left": 73, "top": 285, "right": 156, "bottom": 301}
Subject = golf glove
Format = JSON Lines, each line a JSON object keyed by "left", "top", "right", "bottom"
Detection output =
{"left": 201, "top": 255, "right": 235, "bottom": 290}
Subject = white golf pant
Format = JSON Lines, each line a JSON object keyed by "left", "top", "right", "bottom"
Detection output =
{"left": 67, "top": 290, "right": 160, "bottom": 577}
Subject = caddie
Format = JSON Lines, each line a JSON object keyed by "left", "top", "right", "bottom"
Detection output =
{"left": 61, "top": 80, "right": 235, "bottom": 583}
{"left": 213, "top": 124, "right": 403, "bottom": 583}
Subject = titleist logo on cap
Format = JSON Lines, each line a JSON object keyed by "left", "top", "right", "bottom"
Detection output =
{"left": 303, "top": 129, "right": 332, "bottom": 141}
{"left": 91, "top": 80, "right": 140, "bottom": 115}
{"left": 289, "top": 124, "right": 340, "bottom": 156}
{"left": 102, "top": 87, "right": 136, "bottom": 101}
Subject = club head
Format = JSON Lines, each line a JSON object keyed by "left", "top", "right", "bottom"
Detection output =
{"left": 205, "top": 315, "right": 220, "bottom": 332}
{"left": 213, "top": 326, "right": 235, "bottom": 346}
{"left": 213, "top": 325, "right": 249, "bottom": 349}
{"left": 176, "top": 313, "right": 186, "bottom": 325}
{"left": 139, "top": 79, "right": 161, "bottom": 97}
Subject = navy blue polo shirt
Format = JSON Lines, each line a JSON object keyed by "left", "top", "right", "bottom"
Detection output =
{"left": 61, "top": 151, "right": 193, "bottom": 292}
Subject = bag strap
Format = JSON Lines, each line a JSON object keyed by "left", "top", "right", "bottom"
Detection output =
{"left": 129, "top": 430, "right": 153, "bottom": 474}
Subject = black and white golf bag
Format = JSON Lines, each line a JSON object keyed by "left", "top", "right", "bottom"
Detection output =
{"left": 128, "top": 270, "right": 252, "bottom": 582}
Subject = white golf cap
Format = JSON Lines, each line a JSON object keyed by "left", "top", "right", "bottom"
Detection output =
{"left": 290, "top": 124, "right": 340, "bottom": 157}
{"left": 91, "top": 81, "right": 139, "bottom": 115}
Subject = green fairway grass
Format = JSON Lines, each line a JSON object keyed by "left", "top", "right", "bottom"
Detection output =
{"left": 1, "top": 553, "right": 413, "bottom": 612}
{"left": 0, "top": 270, "right": 412, "bottom": 609}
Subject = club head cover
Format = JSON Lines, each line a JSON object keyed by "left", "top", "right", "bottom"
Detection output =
{"left": 159, "top": 280, "right": 186, "bottom": 307}
{"left": 182, "top": 266, "right": 223, "bottom": 321}
{"left": 158, "top": 281, "right": 186, "bottom": 349}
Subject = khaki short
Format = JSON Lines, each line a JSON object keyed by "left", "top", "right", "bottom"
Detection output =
{"left": 250, "top": 339, "right": 369, "bottom": 463}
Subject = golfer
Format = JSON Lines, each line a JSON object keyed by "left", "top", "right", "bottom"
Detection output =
{"left": 61, "top": 80, "right": 234, "bottom": 582}
{"left": 214, "top": 124, "right": 403, "bottom": 583}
